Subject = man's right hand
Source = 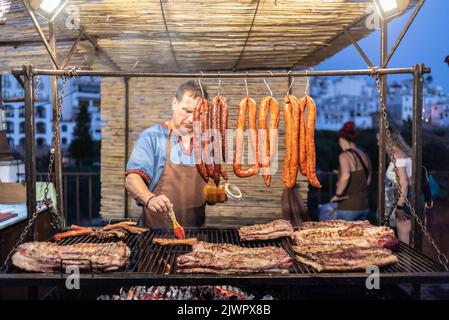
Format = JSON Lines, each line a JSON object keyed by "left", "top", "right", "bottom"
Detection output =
{"left": 146, "top": 195, "right": 174, "bottom": 214}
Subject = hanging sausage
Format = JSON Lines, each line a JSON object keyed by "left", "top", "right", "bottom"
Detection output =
{"left": 233, "top": 97, "right": 260, "bottom": 178}
{"left": 258, "top": 96, "right": 280, "bottom": 187}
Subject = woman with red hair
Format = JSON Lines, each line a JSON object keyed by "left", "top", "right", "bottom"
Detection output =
{"left": 330, "top": 121, "right": 372, "bottom": 221}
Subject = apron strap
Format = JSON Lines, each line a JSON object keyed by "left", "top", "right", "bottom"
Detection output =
{"left": 166, "top": 123, "right": 173, "bottom": 163}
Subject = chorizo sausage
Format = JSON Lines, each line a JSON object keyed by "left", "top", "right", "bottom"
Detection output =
{"left": 258, "top": 97, "right": 271, "bottom": 186}
{"left": 193, "top": 98, "right": 209, "bottom": 182}
{"left": 233, "top": 97, "right": 260, "bottom": 178}
{"left": 218, "top": 96, "right": 229, "bottom": 181}
{"left": 282, "top": 96, "right": 292, "bottom": 188}
{"left": 288, "top": 95, "right": 300, "bottom": 189}
{"left": 299, "top": 96, "right": 308, "bottom": 176}
{"left": 259, "top": 96, "right": 280, "bottom": 187}
{"left": 268, "top": 97, "right": 280, "bottom": 185}
{"left": 305, "top": 96, "right": 321, "bottom": 188}
{"left": 201, "top": 98, "right": 214, "bottom": 179}
{"left": 211, "top": 96, "right": 221, "bottom": 186}
{"left": 54, "top": 228, "right": 94, "bottom": 241}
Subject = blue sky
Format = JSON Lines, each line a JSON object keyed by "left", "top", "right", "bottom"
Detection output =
{"left": 317, "top": 0, "right": 449, "bottom": 89}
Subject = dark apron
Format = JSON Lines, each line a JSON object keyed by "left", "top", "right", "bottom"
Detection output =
{"left": 143, "top": 129, "right": 206, "bottom": 228}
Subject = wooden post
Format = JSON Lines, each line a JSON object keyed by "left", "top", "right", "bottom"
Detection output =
{"left": 49, "top": 21, "right": 65, "bottom": 227}
{"left": 412, "top": 65, "right": 424, "bottom": 249}
{"left": 377, "top": 20, "right": 388, "bottom": 225}
{"left": 24, "top": 65, "right": 37, "bottom": 238}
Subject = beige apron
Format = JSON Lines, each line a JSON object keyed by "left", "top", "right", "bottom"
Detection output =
{"left": 143, "top": 129, "right": 206, "bottom": 228}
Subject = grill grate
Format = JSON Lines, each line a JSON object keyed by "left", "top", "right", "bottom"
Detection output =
{"left": 50, "top": 228, "right": 446, "bottom": 274}
{"left": 2, "top": 227, "right": 448, "bottom": 288}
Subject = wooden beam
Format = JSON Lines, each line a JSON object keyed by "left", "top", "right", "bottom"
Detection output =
{"left": 344, "top": 30, "right": 374, "bottom": 68}
{"left": 61, "top": 30, "right": 83, "bottom": 69}
{"left": 0, "top": 37, "right": 80, "bottom": 48}
{"left": 80, "top": 28, "right": 122, "bottom": 71}
{"left": 291, "top": 14, "right": 368, "bottom": 69}
{"left": 22, "top": 0, "right": 60, "bottom": 69}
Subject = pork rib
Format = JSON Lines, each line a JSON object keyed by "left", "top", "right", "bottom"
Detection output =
{"left": 12, "top": 242, "right": 131, "bottom": 273}
{"left": 238, "top": 219, "right": 294, "bottom": 241}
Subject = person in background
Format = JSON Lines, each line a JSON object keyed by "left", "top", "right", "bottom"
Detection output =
{"left": 331, "top": 121, "right": 372, "bottom": 221}
{"left": 378, "top": 126, "right": 414, "bottom": 244}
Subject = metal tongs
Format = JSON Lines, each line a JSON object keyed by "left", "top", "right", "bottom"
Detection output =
{"left": 168, "top": 210, "right": 185, "bottom": 239}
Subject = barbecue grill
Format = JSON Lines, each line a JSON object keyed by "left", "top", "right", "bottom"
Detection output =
{"left": 1, "top": 227, "right": 449, "bottom": 289}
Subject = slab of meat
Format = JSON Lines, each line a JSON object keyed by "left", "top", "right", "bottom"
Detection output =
{"left": 54, "top": 222, "right": 149, "bottom": 241}
{"left": 292, "top": 244, "right": 398, "bottom": 272}
{"left": 300, "top": 220, "right": 372, "bottom": 230}
{"left": 293, "top": 222, "right": 398, "bottom": 250}
{"left": 238, "top": 219, "right": 294, "bottom": 241}
{"left": 176, "top": 241, "right": 292, "bottom": 274}
{"left": 12, "top": 242, "right": 130, "bottom": 273}
{"left": 152, "top": 237, "right": 198, "bottom": 246}
{"left": 291, "top": 220, "right": 399, "bottom": 272}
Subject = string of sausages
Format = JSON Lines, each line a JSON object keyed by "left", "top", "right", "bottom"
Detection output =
{"left": 194, "top": 92, "right": 320, "bottom": 189}
{"left": 233, "top": 96, "right": 280, "bottom": 187}
{"left": 193, "top": 96, "right": 229, "bottom": 186}
{"left": 283, "top": 95, "right": 321, "bottom": 189}
{"left": 233, "top": 97, "right": 260, "bottom": 178}
{"left": 258, "top": 97, "right": 280, "bottom": 187}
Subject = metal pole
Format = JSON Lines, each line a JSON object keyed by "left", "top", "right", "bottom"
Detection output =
{"left": 124, "top": 77, "right": 130, "bottom": 219}
{"left": 22, "top": 0, "right": 60, "bottom": 69}
{"left": 49, "top": 22, "right": 65, "bottom": 225}
{"left": 382, "top": 0, "right": 426, "bottom": 68}
{"left": 23, "top": 65, "right": 37, "bottom": 237}
{"left": 412, "top": 64, "right": 424, "bottom": 249}
{"left": 12, "top": 67, "right": 429, "bottom": 78}
{"left": 377, "top": 20, "right": 388, "bottom": 225}
{"left": 287, "top": 75, "right": 293, "bottom": 95}
{"left": 344, "top": 30, "right": 374, "bottom": 68}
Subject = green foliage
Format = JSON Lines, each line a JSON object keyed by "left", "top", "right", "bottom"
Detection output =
{"left": 69, "top": 104, "right": 94, "bottom": 166}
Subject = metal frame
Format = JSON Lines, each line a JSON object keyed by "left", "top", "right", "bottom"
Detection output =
{"left": 10, "top": 67, "right": 428, "bottom": 78}
{"left": 12, "top": 65, "right": 429, "bottom": 238}
{"left": 2, "top": 271, "right": 449, "bottom": 288}
{"left": 124, "top": 77, "right": 130, "bottom": 218}
{"left": 7, "top": 0, "right": 430, "bottom": 251}
{"left": 1, "top": 228, "right": 448, "bottom": 289}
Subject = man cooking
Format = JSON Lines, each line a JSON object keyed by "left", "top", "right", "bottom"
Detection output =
{"left": 125, "top": 81, "right": 208, "bottom": 228}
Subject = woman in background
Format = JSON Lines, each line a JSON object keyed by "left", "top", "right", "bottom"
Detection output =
{"left": 331, "top": 122, "right": 372, "bottom": 221}
{"left": 378, "top": 126, "right": 414, "bottom": 244}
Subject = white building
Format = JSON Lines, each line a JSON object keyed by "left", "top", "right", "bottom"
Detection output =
{"left": 429, "top": 102, "right": 449, "bottom": 127}
{"left": 2, "top": 75, "right": 101, "bottom": 151}
{"left": 312, "top": 77, "right": 378, "bottom": 131}
{"left": 312, "top": 75, "right": 449, "bottom": 130}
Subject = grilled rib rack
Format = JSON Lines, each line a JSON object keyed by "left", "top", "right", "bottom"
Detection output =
{"left": 1, "top": 228, "right": 448, "bottom": 287}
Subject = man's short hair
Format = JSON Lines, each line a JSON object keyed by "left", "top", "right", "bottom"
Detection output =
{"left": 176, "top": 80, "right": 208, "bottom": 102}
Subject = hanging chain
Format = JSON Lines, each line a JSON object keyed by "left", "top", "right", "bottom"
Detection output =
{"left": 0, "top": 70, "right": 75, "bottom": 273}
{"left": 373, "top": 72, "right": 449, "bottom": 271}
{"left": 34, "top": 76, "right": 40, "bottom": 100}
{"left": 49, "top": 74, "right": 71, "bottom": 230}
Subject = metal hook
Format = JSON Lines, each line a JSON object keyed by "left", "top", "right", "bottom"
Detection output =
{"left": 263, "top": 73, "right": 273, "bottom": 97}
{"left": 244, "top": 72, "right": 249, "bottom": 97}
{"left": 287, "top": 71, "right": 294, "bottom": 96}
{"left": 304, "top": 69, "right": 310, "bottom": 96}
{"left": 198, "top": 71, "right": 205, "bottom": 97}
{"left": 217, "top": 71, "right": 221, "bottom": 96}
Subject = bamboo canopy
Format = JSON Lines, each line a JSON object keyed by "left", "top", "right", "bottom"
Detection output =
{"left": 0, "top": 0, "right": 417, "bottom": 73}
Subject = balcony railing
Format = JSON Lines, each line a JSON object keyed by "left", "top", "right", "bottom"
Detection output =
{"left": 19, "top": 172, "right": 101, "bottom": 226}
